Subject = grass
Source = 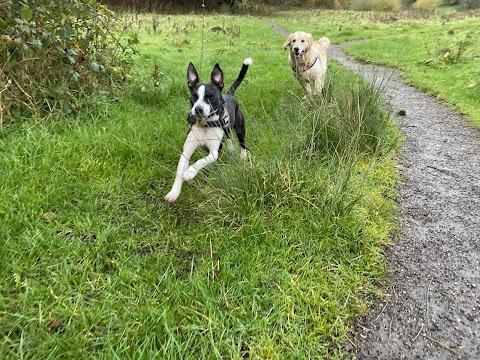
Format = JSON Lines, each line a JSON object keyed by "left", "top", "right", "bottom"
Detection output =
{"left": 273, "top": 9, "right": 480, "bottom": 125}
{"left": 0, "top": 12, "right": 402, "bottom": 359}
{"left": 345, "top": 19, "right": 480, "bottom": 123}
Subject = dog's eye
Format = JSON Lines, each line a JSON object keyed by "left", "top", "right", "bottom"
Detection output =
{"left": 292, "top": 39, "right": 296, "bottom": 43}
{"left": 301, "top": 39, "right": 305, "bottom": 42}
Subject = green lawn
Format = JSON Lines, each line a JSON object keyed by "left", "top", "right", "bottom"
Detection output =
{"left": 0, "top": 12, "right": 402, "bottom": 359}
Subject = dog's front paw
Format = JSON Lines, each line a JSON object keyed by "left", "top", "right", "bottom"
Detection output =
{"left": 183, "top": 166, "right": 198, "bottom": 181}
{"left": 165, "top": 189, "right": 180, "bottom": 203}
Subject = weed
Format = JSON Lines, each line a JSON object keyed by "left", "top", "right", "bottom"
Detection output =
{"left": 424, "top": 31, "right": 473, "bottom": 65}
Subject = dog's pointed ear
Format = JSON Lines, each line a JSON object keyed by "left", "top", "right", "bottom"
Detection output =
{"left": 187, "top": 62, "right": 199, "bottom": 88}
{"left": 211, "top": 64, "right": 224, "bottom": 90}
{"left": 283, "top": 35, "right": 291, "bottom": 49}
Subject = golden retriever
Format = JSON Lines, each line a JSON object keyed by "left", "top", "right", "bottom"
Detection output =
{"left": 283, "top": 31, "right": 331, "bottom": 95}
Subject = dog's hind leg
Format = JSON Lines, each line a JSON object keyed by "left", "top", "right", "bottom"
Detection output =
{"left": 221, "top": 128, "right": 235, "bottom": 153}
{"left": 225, "top": 138, "right": 235, "bottom": 153}
{"left": 234, "top": 112, "right": 248, "bottom": 159}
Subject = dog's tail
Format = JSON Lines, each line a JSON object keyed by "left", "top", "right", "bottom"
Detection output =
{"left": 227, "top": 58, "right": 252, "bottom": 96}
{"left": 318, "top": 37, "right": 331, "bottom": 49}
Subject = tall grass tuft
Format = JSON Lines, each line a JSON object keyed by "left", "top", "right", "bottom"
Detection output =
{"left": 196, "top": 68, "right": 399, "bottom": 234}
{"left": 301, "top": 74, "right": 395, "bottom": 161}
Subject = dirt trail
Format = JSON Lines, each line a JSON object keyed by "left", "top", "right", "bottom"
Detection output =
{"left": 272, "top": 24, "right": 480, "bottom": 359}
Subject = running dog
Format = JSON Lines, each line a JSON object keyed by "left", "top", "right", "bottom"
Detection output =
{"left": 165, "top": 58, "right": 252, "bottom": 203}
{"left": 283, "top": 31, "right": 330, "bottom": 95}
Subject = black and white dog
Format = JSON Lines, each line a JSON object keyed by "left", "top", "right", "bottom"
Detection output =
{"left": 165, "top": 58, "right": 252, "bottom": 203}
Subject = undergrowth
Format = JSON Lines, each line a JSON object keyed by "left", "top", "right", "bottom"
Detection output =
{"left": 0, "top": 12, "right": 401, "bottom": 360}
{"left": 0, "top": 0, "right": 138, "bottom": 122}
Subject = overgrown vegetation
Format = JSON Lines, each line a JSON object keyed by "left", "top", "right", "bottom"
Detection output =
{"left": 2, "top": 4, "right": 477, "bottom": 359}
{"left": 0, "top": 13, "right": 401, "bottom": 359}
{"left": 303, "top": 78, "right": 395, "bottom": 158}
{"left": 424, "top": 30, "right": 473, "bottom": 65}
{"left": 202, "top": 71, "right": 399, "bottom": 236}
{"left": 0, "top": 0, "right": 138, "bottom": 122}
{"left": 350, "top": 0, "right": 401, "bottom": 12}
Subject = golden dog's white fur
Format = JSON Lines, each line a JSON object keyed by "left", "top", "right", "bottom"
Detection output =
{"left": 283, "top": 31, "right": 331, "bottom": 95}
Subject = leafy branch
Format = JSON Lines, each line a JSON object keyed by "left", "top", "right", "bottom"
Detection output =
{"left": 0, "top": 0, "right": 139, "bottom": 122}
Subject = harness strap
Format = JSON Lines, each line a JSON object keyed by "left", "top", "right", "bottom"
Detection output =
{"left": 292, "top": 57, "right": 318, "bottom": 73}
{"left": 205, "top": 104, "right": 229, "bottom": 129}
{"left": 206, "top": 104, "right": 230, "bottom": 138}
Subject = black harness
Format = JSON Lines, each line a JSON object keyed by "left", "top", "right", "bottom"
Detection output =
{"left": 205, "top": 103, "right": 229, "bottom": 130}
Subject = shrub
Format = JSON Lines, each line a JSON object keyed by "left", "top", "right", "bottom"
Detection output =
{"left": 461, "top": 0, "right": 480, "bottom": 8}
{"left": 412, "top": 0, "right": 440, "bottom": 9}
{"left": 350, "top": 0, "right": 375, "bottom": 10}
{"left": 350, "top": 0, "right": 401, "bottom": 11}
{"left": 424, "top": 32, "right": 473, "bottom": 66}
{"left": 200, "top": 69, "right": 399, "bottom": 227}
{"left": 0, "top": 0, "right": 138, "bottom": 122}
{"left": 372, "top": 0, "right": 402, "bottom": 10}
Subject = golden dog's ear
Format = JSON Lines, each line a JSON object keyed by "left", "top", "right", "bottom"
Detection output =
{"left": 307, "top": 33, "right": 313, "bottom": 49}
{"left": 283, "top": 35, "right": 292, "bottom": 49}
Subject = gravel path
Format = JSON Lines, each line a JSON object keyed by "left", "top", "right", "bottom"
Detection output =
{"left": 271, "top": 24, "right": 480, "bottom": 359}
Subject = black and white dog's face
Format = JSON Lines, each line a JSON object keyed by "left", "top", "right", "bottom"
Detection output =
{"left": 187, "top": 62, "right": 224, "bottom": 121}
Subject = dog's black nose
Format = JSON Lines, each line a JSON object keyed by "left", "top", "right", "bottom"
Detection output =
{"left": 194, "top": 107, "right": 204, "bottom": 116}
{"left": 293, "top": 46, "right": 300, "bottom": 53}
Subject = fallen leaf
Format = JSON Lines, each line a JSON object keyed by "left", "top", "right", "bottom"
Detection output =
{"left": 47, "top": 318, "right": 62, "bottom": 332}
{"left": 42, "top": 211, "right": 56, "bottom": 220}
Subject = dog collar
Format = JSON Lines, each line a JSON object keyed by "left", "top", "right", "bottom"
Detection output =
{"left": 292, "top": 57, "right": 318, "bottom": 72}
